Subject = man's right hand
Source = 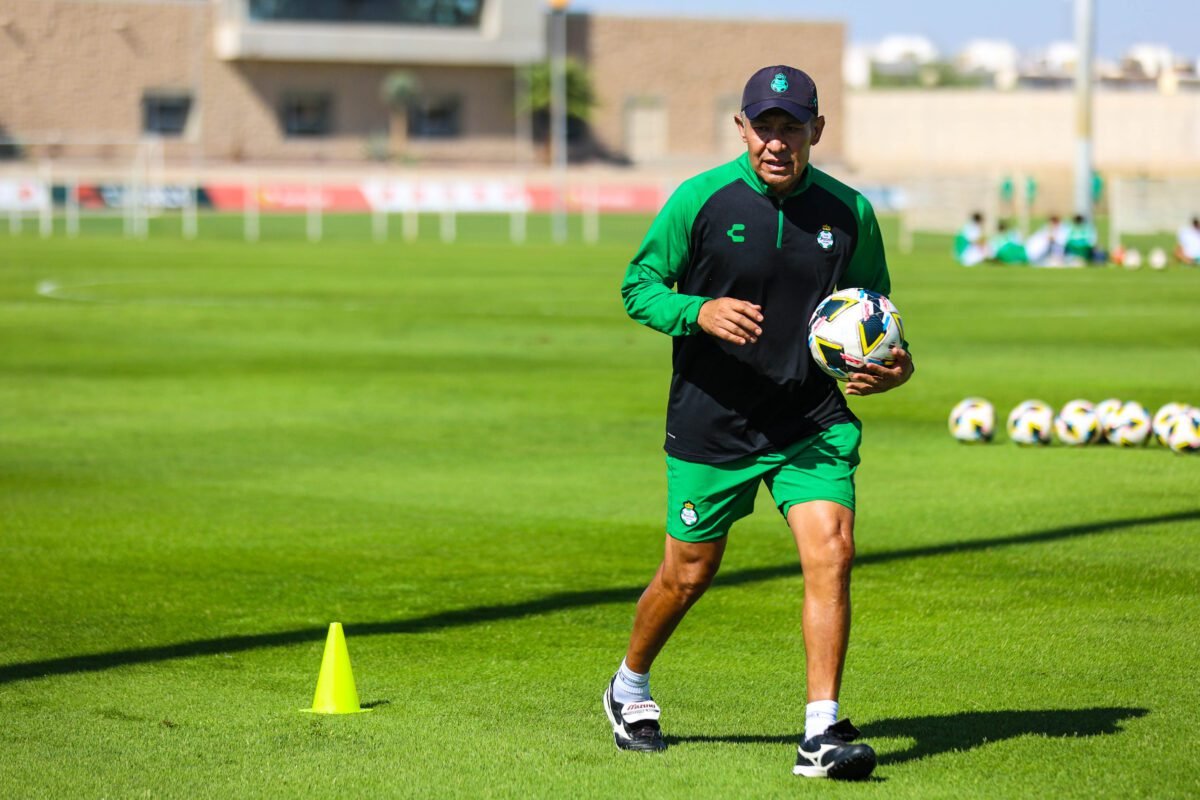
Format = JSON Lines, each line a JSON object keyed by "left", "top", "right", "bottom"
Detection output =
{"left": 697, "top": 298, "right": 763, "bottom": 346}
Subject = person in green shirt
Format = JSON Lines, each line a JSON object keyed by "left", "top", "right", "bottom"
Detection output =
{"left": 1065, "top": 214, "right": 1098, "bottom": 264}
{"left": 988, "top": 220, "right": 1028, "bottom": 265}
{"left": 604, "top": 64, "right": 913, "bottom": 781}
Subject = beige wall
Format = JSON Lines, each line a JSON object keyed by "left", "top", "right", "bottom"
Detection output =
{"left": 0, "top": 0, "right": 523, "bottom": 164}
{"left": 581, "top": 16, "right": 845, "bottom": 166}
{"left": 205, "top": 62, "right": 519, "bottom": 162}
{"left": 847, "top": 90, "right": 1200, "bottom": 179}
{"left": 0, "top": 2, "right": 846, "bottom": 169}
{"left": 0, "top": 0, "right": 203, "bottom": 156}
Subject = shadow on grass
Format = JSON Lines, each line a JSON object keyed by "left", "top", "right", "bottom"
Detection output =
{"left": 1, "top": 509, "right": 1196, "bottom": 686}
{"left": 671, "top": 706, "right": 1149, "bottom": 765}
{"left": 862, "top": 707, "right": 1150, "bottom": 765}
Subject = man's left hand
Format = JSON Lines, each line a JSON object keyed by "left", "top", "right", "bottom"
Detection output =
{"left": 844, "top": 347, "right": 914, "bottom": 396}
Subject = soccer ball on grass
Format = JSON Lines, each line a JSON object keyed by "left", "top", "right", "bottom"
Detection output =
{"left": 1106, "top": 401, "right": 1151, "bottom": 446}
{"left": 1153, "top": 402, "right": 1191, "bottom": 446}
{"left": 948, "top": 398, "right": 995, "bottom": 443}
{"left": 1165, "top": 409, "right": 1200, "bottom": 454}
{"left": 1093, "top": 398, "right": 1123, "bottom": 442}
{"left": 1007, "top": 400, "right": 1054, "bottom": 445}
{"left": 1054, "top": 399, "right": 1100, "bottom": 445}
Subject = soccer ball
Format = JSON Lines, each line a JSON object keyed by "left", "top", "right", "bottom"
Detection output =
{"left": 807, "top": 288, "right": 904, "bottom": 381}
{"left": 1007, "top": 400, "right": 1054, "bottom": 445}
{"left": 948, "top": 397, "right": 995, "bottom": 443}
{"left": 1149, "top": 248, "right": 1168, "bottom": 270}
{"left": 1054, "top": 399, "right": 1100, "bottom": 445}
{"left": 1152, "top": 402, "right": 1191, "bottom": 446}
{"left": 1165, "top": 409, "right": 1200, "bottom": 454}
{"left": 1106, "top": 400, "right": 1151, "bottom": 446}
{"left": 1093, "top": 398, "right": 1123, "bottom": 441}
{"left": 1123, "top": 248, "right": 1143, "bottom": 269}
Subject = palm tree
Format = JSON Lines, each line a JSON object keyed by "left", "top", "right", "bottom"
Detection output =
{"left": 380, "top": 70, "right": 421, "bottom": 159}
{"left": 520, "top": 58, "right": 597, "bottom": 157}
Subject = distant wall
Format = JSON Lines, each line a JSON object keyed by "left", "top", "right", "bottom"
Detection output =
{"left": 581, "top": 16, "right": 844, "bottom": 165}
{"left": 847, "top": 89, "right": 1200, "bottom": 179}
{"left": 0, "top": 0, "right": 523, "bottom": 164}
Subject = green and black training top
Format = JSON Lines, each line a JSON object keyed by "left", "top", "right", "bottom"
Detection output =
{"left": 621, "top": 153, "right": 891, "bottom": 464}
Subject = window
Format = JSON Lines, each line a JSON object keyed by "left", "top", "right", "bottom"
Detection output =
{"left": 249, "top": 0, "right": 484, "bottom": 27}
{"left": 409, "top": 96, "right": 462, "bottom": 138}
{"left": 142, "top": 92, "right": 192, "bottom": 136}
{"left": 280, "top": 92, "right": 333, "bottom": 137}
{"left": 714, "top": 94, "right": 743, "bottom": 155}
{"left": 623, "top": 96, "right": 666, "bottom": 163}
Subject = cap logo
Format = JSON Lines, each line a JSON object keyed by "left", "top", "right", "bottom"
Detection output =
{"left": 770, "top": 73, "right": 789, "bottom": 93}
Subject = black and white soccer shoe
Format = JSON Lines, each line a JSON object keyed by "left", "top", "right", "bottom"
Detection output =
{"left": 793, "top": 719, "right": 876, "bottom": 780}
{"left": 603, "top": 676, "right": 666, "bottom": 752}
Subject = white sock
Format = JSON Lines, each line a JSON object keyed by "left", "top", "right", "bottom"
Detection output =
{"left": 613, "top": 658, "right": 651, "bottom": 705}
{"left": 805, "top": 700, "right": 839, "bottom": 740}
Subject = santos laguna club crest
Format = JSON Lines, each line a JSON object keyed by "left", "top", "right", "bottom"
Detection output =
{"left": 817, "top": 224, "right": 835, "bottom": 250}
{"left": 680, "top": 500, "right": 699, "bottom": 527}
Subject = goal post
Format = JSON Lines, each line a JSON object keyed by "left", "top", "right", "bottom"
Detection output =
{"left": 1108, "top": 176, "right": 1200, "bottom": 253}
{"left": 896, "top": 174, "right": 1005, "bottom": 253}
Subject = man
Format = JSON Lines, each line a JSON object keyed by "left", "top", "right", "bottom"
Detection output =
{"left": 954, "top": 211, "right": 987, "bottom": 266}
{"left": 1176, "top": 217, "right": 1200, "bottom": 265}
{"left": 988, "top": 220, "right": 1028, "bottom": 265}
{"left": 604, "top": 65, "right": 913, "bottom": 781}
{"left": 1064, "top": 214, "right": 1098, "bottom": 264}
{"left": 1026, "top": 214, "right": 1067, "bottom": 266}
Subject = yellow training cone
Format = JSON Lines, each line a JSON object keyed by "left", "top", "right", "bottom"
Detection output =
{"left": 302, "top": 622, "right": 372, "bottom": 714}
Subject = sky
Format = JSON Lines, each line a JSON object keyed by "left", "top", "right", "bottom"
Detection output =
{"left": 571, "top": 0, "right": 1200, "bottom": 61}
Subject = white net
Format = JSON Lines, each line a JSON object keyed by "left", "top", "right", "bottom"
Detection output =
{"left": 1108, "top": 177, "right": 1200, "bottom": 251}
{"left": 896, "top": 174, "right": 1002, "bottom": 253}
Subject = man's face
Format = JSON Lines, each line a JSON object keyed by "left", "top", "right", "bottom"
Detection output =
{"left": 736, "top": 109, "right": 824, "bottom": 195}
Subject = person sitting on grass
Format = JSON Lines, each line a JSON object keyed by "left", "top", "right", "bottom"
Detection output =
{"left": 1176, "top": 217, "right": 1200, "bottom": 265}
{"left": 1025, "top": 214, "right": 1067, "bottom": 266}
{"left": 954, "top": 211, "right": 987, "bottom": 266}
{"left": 988, "top": 220, "right": 1027, "bottom": 265}
{"left": 1065, "top": 214, "right": 1099, "bottom": 264}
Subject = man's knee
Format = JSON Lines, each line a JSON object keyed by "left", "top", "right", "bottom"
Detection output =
{"left": 661, "top": 561, "right": 718, "bottom": 601}
{"left": 659, "top": 538, "right": 725, "bottom": 601}
{"left": 813, "top": 528, "right": 855, "bottom": 573}
{"left": 790, "top": 502, "right": 856, "bottom": 574}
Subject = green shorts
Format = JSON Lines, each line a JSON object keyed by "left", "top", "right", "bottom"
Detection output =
{"left": 665, "top": 422, "right": 861, "bottom": 543}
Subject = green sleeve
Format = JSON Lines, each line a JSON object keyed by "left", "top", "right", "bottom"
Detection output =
{"left": 620, "top": 186, "right": 712, "bottom": 336}
{"left": 833, "top": 189, "right": 908, "bottom": 351}
{"left": 840, "top": 194, "right": 891, "bottom": 297}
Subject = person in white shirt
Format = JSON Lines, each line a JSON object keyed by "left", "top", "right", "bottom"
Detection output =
{"left": 954, "top": 212, "right": 987, "bottom": 266}
{"left": 1175, "top": 217, "right": 1200, "bottom": 265}
{"left": 1025, "top": 214, "right": 1068, "bottom": 266}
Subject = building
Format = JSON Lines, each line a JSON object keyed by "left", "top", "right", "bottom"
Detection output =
{"left": 0, "top": 0, "right": 543, "bottom": 165}
{"left": 0, "top": 0, "right": 845, "bottom": 171}
{"left": 571, "top": 14, "right": 844, "bottom": 168}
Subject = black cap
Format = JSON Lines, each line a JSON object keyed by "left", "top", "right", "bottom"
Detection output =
{"left": 741, "top": 65, "right": 818, "bottom": 122}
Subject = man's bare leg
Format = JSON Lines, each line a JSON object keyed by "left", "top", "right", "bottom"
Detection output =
{"left": 625, "top": 535, "right": 727, "bottom": 673}
{"left": 787, "top": 500, "right": 876, "bottom": 778}
{"left": 604, "top": 535, "right": 727, "bottom": 752}
{"left": 787, "top": 500, "right": 855, "bottom": 705}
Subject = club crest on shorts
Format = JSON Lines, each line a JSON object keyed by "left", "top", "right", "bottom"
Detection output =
{"left": 680, "top": 500, "right": 699, "bottom": 527}
{"left": 817, "top": 225, "right": 834, "bottom": 250}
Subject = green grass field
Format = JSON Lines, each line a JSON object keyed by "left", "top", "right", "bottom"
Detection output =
{"left": 2, "top": 214, "right": 1198, "bottom": 798}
